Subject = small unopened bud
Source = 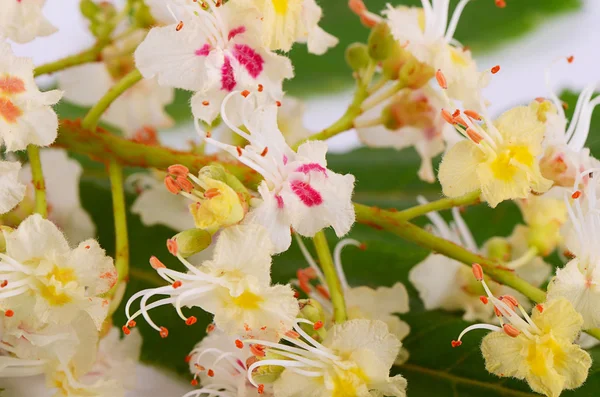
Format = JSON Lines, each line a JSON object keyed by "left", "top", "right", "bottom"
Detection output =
{"left": 298, "top": 299, "right": 327, "bottom": 341}
{"left": 345, "top": 43, "right": 370, "bottom": 72}
{"left": 398, "top": 57, "right": 435, "bottom": 89}
{"left": 368, "top": 22, "right": 394, "bottom": 61}
{"left": 485, "top": 237, "right": 511, "bottom": 262}
{"left": 172, "top": 228, "right": 212, "bottom": 258}
{"left": 80, "top": 0, "right": 101, "bottom": 19}
{"left": 381, "top": 91, "right": 435, "bottom": 131}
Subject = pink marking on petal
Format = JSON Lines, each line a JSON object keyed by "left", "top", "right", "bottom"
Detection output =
{"left": 275, "top": 194, "right": 284, "bottom": 209}
{"left": 195, "top": 44, "right": 211, "bottom": 56}
{"left": 233, "top": 44, "right": 264, "bottom": 79}
{"left": 295, "top": 163, "right": 327, "bottom": 176}
{"left": 228, "top": 26, "right": 246, "bottom": 40}
{"left": 290, "top": 180, "right": 323, "bottom": 207}
{"left": 221, "top": 57, "right": 236, "bottom": 92}
{"left": 283, "top": 155, "right": 288, "bottom": 165}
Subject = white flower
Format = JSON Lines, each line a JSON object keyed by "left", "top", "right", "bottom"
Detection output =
{"left": 0, "top": 160, "right": 25, "bottom": 215}
{"left": 0, "top": 40, "right": 62, "bottom": 151}
{"left": 276, "top": 96, "right": 313, "bottom": 147}
{"left": 294, "top": 236, "right": 410, "bottom": 363}
{"left": 409, "top": 199, "right": 541, "bottom": 322}
{"left": 356, "top": 87, "right": 454, "bottom": 182}
{"left": 0, "top": 0, "right": 57, "bottom": 43}
{"left": 0, "top": 214, "right": 117, "bottom": 330}
{"left": 240, "top": 0, "right": 338, "bottom": 54}
{"left": 134, "top": 0, "right": 293, "bottom": 124}
{"left": 547, "top": 168, "right": 600, "bottom": 328}
{"left": 185, "top": 329, "right": 263, "bottom": 397}
{"left": 125, "top": 224, "right": 299, "bottom": 342}
{"left": 18, "top": 149, "right": 95, "bottom": 244}
{"left": 383, "top": 0, "right": 488, "bottom": 109}
{"left": 247, "top": 319, "right": 407, "bottom": 397}
{"left": 202, "top": 92, "right": 355, "bottom": 253}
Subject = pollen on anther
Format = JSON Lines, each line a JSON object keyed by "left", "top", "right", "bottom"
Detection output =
{"left": 241, "top": 90, "right": 250, "bottom": 98}
{"left": 491, "top": 65, "right": 500, "bottom": 74}
{"left": 260, "top": 147, "right": 269, "bottom": 157}
{"left": 186, "top": 316, "right": 197, "bottom": 326}
{"left": 435, "top": 69, "right": 447, "bottom": 89}
{"left": 313, "top": 321, "right": 324, "bottom": 330}
{"left": 451, "top": 340, "right": 462, "bottom": 348}
{"left": 176, "top": 21, "right": 184, "bottom": 31}
{"left": 235, "top": 339, "right": 244, "bottom": 349}
{"left": 572, "top": 190, "right": 582, "bottom": 199}
{"left": 172, "top": 280, "right": 183, "bottom": 289}
{"left": 472, "top": 263, "right": 484, "bottom": 281}
{"left": 160, "top": 326, "right": 169, "bottom": 338}
{"left": 4, "top": 310, "right": 14, "bottom": 317}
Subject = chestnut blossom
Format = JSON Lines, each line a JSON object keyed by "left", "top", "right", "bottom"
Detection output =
{"left": 0, "top": 40, "right": 62, "bottom": 151}
{"left": 0, "top": 0, "right": 57, "bottom": 43}
{"left": 125, "top": 224, "right": 298, "bottom": 342}
{"left": 0, "top": 160, "right": 25, "bottom": 215}
{"left": 241, "top": 0, "right": 338, "bottom": 54}
{"left": 134, "top": 0, "right": 293, "bottom": 124}
{"left": 0, "top": 214, "right": 117, "bottom": 330}
{"left": 453, "top": 265, "right": 591, "bottom": 397}
{"left": 247, "top": 319, "right": 407, "bottom": 397}
{"left": 438, "top": 100, "right": 552, "bottom": 208}
{"left": 201, "top": 92, "right": 355, "bottom": 253}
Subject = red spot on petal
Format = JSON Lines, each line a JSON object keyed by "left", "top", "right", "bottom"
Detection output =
{"left": 295, "top": 163, "right": 328, "bottom": 176}
{"left": 0, "top": 98, "right": 22, "bottom": 123}
{"left": 221, "top": 57, "right": 236, "bottom": 92}
{"left": 227, "top": 26, "right": 246, "bottom": 40}
{"left": 275, "top": 194, "right": 284, "bottom": 209}
{"left": 313, "top": 321, "right": 323, "bottom": 330}
{"left": 0, "top": 76, "right": 25, "bottom": 94}
{"left": 4, "top": 310, "right": 14, "bottom": 317}
{"left": 233, "top": 44, "right": 264, "bottom": 79}
{"left": 290, "top": 180, "right": 323, "bottom": 207}
{"left": 235, "top": 339, "right": 244, "bottom": 349}
{"left": 195, "top": 44, "right": 211, "bottom": 56}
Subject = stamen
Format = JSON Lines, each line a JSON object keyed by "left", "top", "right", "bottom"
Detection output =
{"left": 164, "top": 176, "right": 181, "bottom": 194}
{"left": 436, "top": 69, "right": 447, "bottom": 89}
{"left": 167, "top": 164, "right": 189, "bottom": 176}
{"left": 186, "top": 316, "right": 198, "bottom": 326}
{"left": 160, "top": 327, "right": 169, "bottom": 338}
{"left": 466, "top": 128, "right": 483, "bottom": 144}
{"left": 472, "top": 263, "right": 483, "bottom": 281}
{"left": 150, "top": 256, "right": 166, "bottom": 269}
{"left": 167, "top": 239, "right": 178, "bottom": 255}
{"left": 491, "top": 65, "right": 500, "bottom": 74}
{"left": 503, "top": 324, "right": 520, "bottom": 337}
{"left": 441, "top": 109, "right": 455, "bottom": 124}
{"left": 464, "top": 110, "right": 482, "bottom": 120}
{"left": 176, "top": 21, "right": 184, "bottom": 31}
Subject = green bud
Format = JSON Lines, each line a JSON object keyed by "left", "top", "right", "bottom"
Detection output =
{"left": 527, "top": 226, "right": 560, "bottom": 257}
{"left": 485, "top": 237, "right": 512, "bottom": 262}
{"left": 298, "top": 299, "right": 327, "bottom": 342}
{"left": 398, "top": 57, "right": 435, "bottom": 89}
{"left": 80, "top": 0, "right": 101, "bottom": 19}
{"left": 368, "top": 22, "right": 394, "bottom": 61}
{"left": 202, "top": 163, "right": 251, "bottom": 203}
{"left": 345, "top": 43, "right": 370, "bottom": 72}
{"left": 173, "top": 228, "right": 212, "bottom": 258}
{"left": 381, "top": 90, "right": 435, "bottom": 131}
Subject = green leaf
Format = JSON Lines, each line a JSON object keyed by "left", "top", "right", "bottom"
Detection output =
{"left": 286, "top": 0, "right": 581, "bottom": 95}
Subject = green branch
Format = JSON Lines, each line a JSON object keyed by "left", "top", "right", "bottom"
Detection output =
{"left": 395, "top": 191, "right": 481, "bottom": 221}
{"left": 108, "top": 159, "right": 129, "bottom": 290}
{"left": 313, "top": 231, "right": 347, "bottom": 323}
{"left": 26, "top": 145, "right": 47, "bottom": 218}
{"left": 34, "top": 42, "right": 108, "bottom": 77}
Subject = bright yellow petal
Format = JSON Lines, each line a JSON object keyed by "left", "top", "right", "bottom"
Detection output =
{"left": 481, "top": 331, "right": 528, "bottom": 379}
{"left": 493, "top": 104, "right": 545, "bottom": 155}
{"left": 557, "top": 342, "right": 592, "bottom": 390}
{"left": 532, "top": 298, "right": 583, "bottom": 342}
{"left": 476, "top": 162, "right": 531, "bottom": 208}
{"left": 438, "top": 140, "right": 484, "bottom": 198}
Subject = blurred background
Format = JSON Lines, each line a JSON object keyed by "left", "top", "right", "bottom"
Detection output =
{"left": 5, "top": 0, "right": 599, "bottom": 395}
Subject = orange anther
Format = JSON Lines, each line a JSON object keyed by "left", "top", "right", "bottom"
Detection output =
{"left": 207, "top": 369, "right": 214, "bottom": 377}
{"left": 491, "top": 65, "right": 500, "bottom": 74}
{"left": 185, "top": 355, "right": 192, "bottom": 363}
{"left": 202, "top": 101, "right": 209, "bottom": 106}
{"left": 0, "top": 280, "right": 7, "bottom": 288}
{"left": 172, "top": 280, "right": 183, "bottom": 289}
{"left": 441, "top": 109, "right": 455, "bottom": 124}
{"left": 466, "top": 128, "right": 483, "bottom": 144}
{"left": 435, "top": 69, "right": 447, "bottom": 89}
{"left": 4, "top": 310, "right": 14, "bottom": 317}
{"left": 190, "top": 379, "right": 198, "bottom": 386}
{"left": 236, "top": 146, "right": 243, "bottom": 156}
{"left": 313, "top": 321, "right": 324, "bottom": 330}
{"left": 164, "top": 176, "right": 181, "bottom": 194}
{"left": 260, "top": 147, "right": 269, "bottom": 157}
{"left": 204, "top": 188, "right": 221, "bottom": 199}
{"left": 176, "top": 21, "right": 184, "bottom": 31}
{"left": 175, "top": 176, "right": 194, "bottom": 193}
{"left": 258, "top": 84, "right": 264, "bottom": 92}
{"left": 572, "top": 190, "right": 581, "bottom": 199}
{"left": 451, "top": 340, "right": 462, "bottom": 348}
{"left": 495, "top": 0, "right": 506, "bottom": 8}
{"left": 276, "top": 101, "right": 282, "bottom": 107}
{"left": 453, "top": 115, "right": 468, "bottom": 126}
{"left": 285, "top": 330, "right": 300, "bottom": 339}
{"left": 536, "top": 304, "right": 544, "bottom": 313}
{"left": 567, "top": 55, "right": 574, "bottom": 64}
{"left": 258, "top": 384, "right": 265, "bottom": 394}
{"left": 167, "top": 239, "right": 178, "bottom": 256}
{"left": 235, "top": 339, "right": 244, "bottom": 349}
{"left": 464, "top": 110, "right": 482, "bottom": 120}
{"left": 122, "top": 325, "right": 131, "bottom": 335}
{"left": 160, "top": 326, "right": 169, "bottom": 338}
{"left": 250, "top": 344, "right": 266, "bottom": 357}
{"left": 472, "top": 263, "right": 484, "bottom": 281}
{"left": 452, "top": 109, "right": 460, "bottom": 117}
{"left": 359, "top": 243, "right": 367, "bottom": 250}
{"left": 503, "top": 324, "right": 521, "bottom": 337}
{"left": 128, "top": 320, "right": 137, "bottom": 328}
{"left": 479, "top": 296, "right": 489, "bottom": 305}
{"left": 241, "top": 90, "right": 250, "bottom": 98}
{"left": 501, "top": 295, "right": 519, "bottom": 307}
{"left": 206, "top": 323, "right": 216, "bottom": 333}
{"left": 186, "top": 316, "right": 197, "bottom": 326}
{"left": 316, "top": 284, "right": 330, "bottom": 299}
{"left": 167, "top": 164, "right": 189, "bottom": 176}
{"left": 150, "top": 256, "right": 166, "bottom": 269}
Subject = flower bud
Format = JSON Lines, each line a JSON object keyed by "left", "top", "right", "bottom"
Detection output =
{"left": 485, "top": 237, "right": 512, "bottom": 262}
{"left": 527, "top": 225, "right": 561, "bottom": 257}
{"left": 345, "top": 43, "right": 370, "bottom": 72}
{"left": 368, "top": 22, "right": 394, "bottom": 61}
{"left": 381, "top": 44, "right": 410, "bottom": 80}
{"left": 250, "top": 350, "right": 286, "bottom": 384}
{"left": 398, "top": 57, "right": 435, "bottom": 89}
{"left": 381, "top": 90, "right": 435, "bottom": 131}
{"left": 298, "top": 299, "right": 327, "bottom": 341}
{"left": 539, "top": 147, "right": 574, "bottom": 187}
{"left": 172, "top": 228, "right": 212, "bottom": 258}
{"left": 201, "top": 164, "right": 251, "bottom": 203}
{"left": 80, "top": 0, "right": 101, "bottom": 19}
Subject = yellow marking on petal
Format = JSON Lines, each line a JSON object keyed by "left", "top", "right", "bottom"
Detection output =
{"left": 0, "top": 98, "right": 22, "bottom": 123}
{"left": 233, "top": 291, "right": 264, "bottom": 309}
{"left": 490, "top": 146, "right": 534, "bottom": 181}
{"left": 272, "top": 0, "right": 288, "bottom": 14}
{"left": 417, "top": 8, "right": 426, "bottom": 32}
{"left": 450, "top": 47, "right": 469, "bottom": 66}
{"left": 332, "top": 367, "right": 369, "bottom": 397}
{"left": 39, "top": 266, "right": 77, "bottom": 306}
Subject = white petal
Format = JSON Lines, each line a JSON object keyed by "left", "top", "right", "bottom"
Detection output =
{"left": 5, "top": 214, "right": 69, "bottom": 263}
{"left": 57, "top": 63, "right": 113, "bottom": 107}
{"left": 0, "top": 160, "right": 25, "bottom": 214}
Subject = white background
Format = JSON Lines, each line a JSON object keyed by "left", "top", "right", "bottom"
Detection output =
{"left": 5, "top": 0, "right": 600, "bottom": 395}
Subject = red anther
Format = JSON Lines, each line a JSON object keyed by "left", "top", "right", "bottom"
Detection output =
{"left": 451, "top": 340, "right": 462, "bottom": 348}
{"left": 316, "top": 284, "right": 330, "bottom": 299}
{"left": 150, "top": 256, "right": 166, "bottom": 269}
{"left": 472, "top": 263, "right": 484, "bottom": 281}
{"left": 464, "top": 110, "right": 482, "bottom": 120}
{"left": 167, "top": 164, "right": 189, "bottom": 176}
{"left": 164, "top": 176, "right": 181, "bottom": 194}
{"left": 195, "top": 364, "right": 206, "bottom": 371}
{"left": 258, "top": 384, "right": 265, "bottom": 394}
{"left": 276, "top": 101, "right": 282, "bottom": 107}
{"left": 190, "top": 379, "right": 198, "bottom": 386}
{"left": 175, "top": 176, "right": 194, "bottom": 193}
{"left": 466, "top": 128, "right": 483, "bottom": 144}
{"left": 0, "top": 280, "right": 7, "bottom": 288}
{"left": 536, "top": 304, "right": 544, "bottom": 313}
{"left": 258, "top": 84, "right": 264, "bottom": 92}
{"left": 4, "top": 310, "right": 14, "bottom": 317}
{"left": 206, "top": 130, "right": 212, "bottom": 138}
{"left": 160, "top": 326, "right": 169, "bottom": 338}
{"left": 435, "top": 69, "right": 447, "bottom": 89}
{"left": 172, "top": 280, "right": 183, "bottom": 289}
{"left": 359, "top": 243, "right": 367, "bottom": 250}
{"left": 250, "top": 344, "right": 266, "bottom": 357}
{"left": 441, "top": 109, "right": 456, "bottom": 124}
{"left": 202, "top": 101, "right": 209, "bottom": 106}
{"left": 501, "top": 295, "right": 519, "bottom": 307}
{"left": 122, "top": 325, "right": 131, "bottom": 335}
{"left": 348, "top": 0, "right": 367, "bottom": 15}
{"left": 285, "top": 330, "right": 300, "bottom": 339}
{"left": 303, "top": 268, "right": 317, "bottom": 279}
{"left": 167, "top": 239, "right": 178, "bottom": 256}
{"left": 452, "top": 109, "right": 460, "bottom": 118}
{"left": 494, "top": 0, "right": 506, "bottom": 8}
{"left": 572, "top": 190, "right": 582, "bottom": 199}
{"left": 235, "top": 339, "right": 244, "bottom": 349}
{"left": 293, "top": 289, "right": 300, "bottom": 298}
{"left": 206, "top": 323, "right": 216, "bottom": 333}
{"left": 479, "top": 296, "right": 489, "bottom": 305}
{"left": 313, "top": 321, "right": 324, "bottom": 330}
{"left": 236, "top": 146, "right": 243, "bottom": 156}
{"left": 85, "top": 245, "right": 91, "bottom": 249}
{"left": 453, "top": 115, "right": 469, "bottom": 127}
{"left": 260, "top": 147, "right": 269, "bottom": 157}
{"left": 176, "top": 21, "right": 184, "bottom": 31}
{"left": 207, "top": 369, "right": 215, "bottom": 377}
{"left": 491, "top": 65, "right": 500, "bottom": 74}
{"left": 241, "top": 90, "right": 250, "bottom": 98}
{"left": 562, "top": 102, "right": 569, "bottom": 110}
{"left": 494, "top": 305, "right": 502, "bottom": 317}
{"left": 185, "top": 355, "right": 192, "bottom": 363}
{"left": 128, "top": 320, "right": 137, "bottom": 328}
{"left": 204, "top": 188, "right": 221, "bottom": 199}
{"left": 186, "top": 316, "right": 198, "bottom": 326}
{"left": 503, "top": 324, "right": 521, "bottom": 337}
{"left": 535, "top": 97, "right": 546, "bottom": 103}
{"left": 567, "top": 55, "right": 574, "bottom": 64}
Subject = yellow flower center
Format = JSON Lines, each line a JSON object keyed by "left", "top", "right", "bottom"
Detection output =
{"left": 331, "top": 367, "right": 369, "bottom": 397}
{"left": 272, "top": 0, "right": 288, "bottom": 15}
{"left": 233, "top": 290, "right": 264, "bottom": 309}
{"left": 450, "top": 47, "right": 469, "bottom": 66}
{"left": 39, "top": 266, "right": 77, "bottom": 306}
{"left": 526, "top": 336, "right": 565, "bottom": 377}
{"left": 490, "top": 146, "right": 534, "bottom": 181}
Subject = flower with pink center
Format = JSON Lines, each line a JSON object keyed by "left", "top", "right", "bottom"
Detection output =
{"left": 134, "top": 0, "right": 293, "bottom": 124}
{"left": 200, "top": 91, "right": 356, "bottom": 253}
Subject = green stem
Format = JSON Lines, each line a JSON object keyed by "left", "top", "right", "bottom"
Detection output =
{"left": 81, "top": 69, "right": 143, "bottom": 131}
{"left": 312, "top": 231, "right": 347, "bottom": 323}
{"left": 34, "top": 42, "right": 108, "bottom": 77}
{"left": 108, "top": 159, "right": 129, "bottom": 291}
{"left": 26, "top": 145, "right": 47, "bottom": 218}
{"left": 395, "top": 190, "right": 481, "bottom": 221}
